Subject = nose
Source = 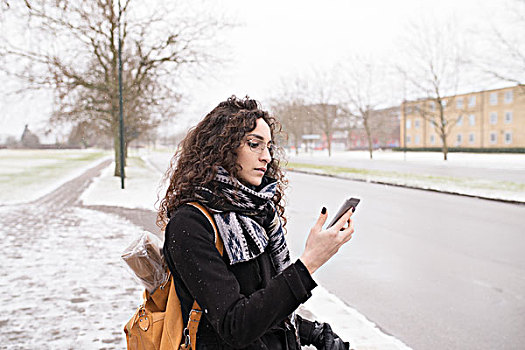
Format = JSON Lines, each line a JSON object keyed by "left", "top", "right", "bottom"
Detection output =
{"left": 259, "top": 146, "right": 272, "bottom": 164}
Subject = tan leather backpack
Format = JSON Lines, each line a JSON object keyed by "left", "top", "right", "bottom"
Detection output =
{"left": 124, "top": 202, "right": 223, "bottom": 349}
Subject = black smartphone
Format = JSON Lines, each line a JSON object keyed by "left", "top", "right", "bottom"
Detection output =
{"left": 326, "top": 197, "right": 360, "bottom": 228}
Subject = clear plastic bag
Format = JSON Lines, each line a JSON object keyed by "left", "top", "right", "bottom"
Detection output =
{"left": 121, "top": 231, "right": 168, "bottom": 293}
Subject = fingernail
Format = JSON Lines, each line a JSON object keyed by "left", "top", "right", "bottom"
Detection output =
{"left": 321, "top": 207, "right": 326, "bottom": 214}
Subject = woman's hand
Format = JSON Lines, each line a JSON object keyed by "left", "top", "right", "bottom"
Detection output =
{"left": 299, "top": 207, "right": 355, "bottom": 274}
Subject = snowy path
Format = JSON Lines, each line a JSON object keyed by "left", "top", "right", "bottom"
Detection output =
{"left": 0, "top": 160, "right": 146, "bottom": 349}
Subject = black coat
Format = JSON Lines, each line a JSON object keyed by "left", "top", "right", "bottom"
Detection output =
{"left": 163, "top": 204, "right": 317, "bottom": 349}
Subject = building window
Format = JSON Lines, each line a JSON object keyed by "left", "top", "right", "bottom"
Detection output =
{"left": 406, "top": 119, "right": 411, "bottom": 129}
{"left": 456, "top": 98, "right": 464, "bottom": 109}
{"left": 457, "top": 115, "right": 463, "bottom": 126}
{"left": 406, "top": 136, "right": 411, "bottom": 144}
{"left": 469, "top": 114, "right": 475, "bottom": 126}
{"left": 505, "top": 111, "right": 513, "bottom": 124}
{"left": 441, "top": 100, "right": 448, "bottom": 108}
{"left": 505, "top": 132, "right": 512, "bottom": 144}
{"left": 429, "top": 101, "right": 435, "bottom": 111}
{"left": 469, "top": 133, "right": 475, "bottom": 144}
{"left": 490, "top": 132, "right": 497, "bottom": 144}
{"left": 415, "top": 135, "right": 420, "bottom": 145}
{"left": 406, "top": 106, "right": 412, "bottom": 114}
{"left": 415, "top": 119, "right": 420, "bottom": 128}
{"left": 430, "top": 134, "right": 435, "bottom": 144}
{"left": 504, "top": 90, "right": 513, "bottom": 103}
{"left": 456, "top": 133, "right": 462, "bottom": 145}
{"left": 489, "top": 92, "right": 498, "bottom": 105}
{"left": 490, "top": 112, "right": 498, "bottom": 124}
{"left": 468, "top": 96, "right": 476, "bottom": 107}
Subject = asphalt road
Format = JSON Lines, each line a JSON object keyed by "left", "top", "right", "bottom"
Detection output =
{"left": 284, "top": 172, "right": 525, "bottom": 350}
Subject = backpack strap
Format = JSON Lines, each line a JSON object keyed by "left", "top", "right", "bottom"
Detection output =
{"left": 187, "top": 202, "right": 223, "bottom": 255}
{"left": 182, "top": 202, "right": 223, "bottom": 349}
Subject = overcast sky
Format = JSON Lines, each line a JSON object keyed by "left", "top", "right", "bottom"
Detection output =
{"left": 0, "top": 0, "right": 518, "bottom": 139}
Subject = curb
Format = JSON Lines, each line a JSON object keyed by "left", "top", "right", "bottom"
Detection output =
{"left": 287, "top": 168, "right": 525, "bottom": 206}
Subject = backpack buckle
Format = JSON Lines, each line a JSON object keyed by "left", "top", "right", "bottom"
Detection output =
{"left": 183, "top": 327, "right": 191, "bottom": 347}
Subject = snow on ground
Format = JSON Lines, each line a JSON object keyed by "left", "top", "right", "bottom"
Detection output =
{"left": 289, "top": 166, "right": 525, "bottom": 202}
{"left": 289, "top": 149, "right": 525, "bottom": 170}
{"left": 287, "top": 150, "right": 525, "bottom": 203}
{"left": 0, "top": 203, "right": 144, "bottom": 349}
{"left": 0, "top": 149, "right": 110, "bottom": 205}
{"left": 80, "top": 156, "right": 165, "bottom": 211}
{"left": 303, "top": 286, "right": 411, "bottom": 350}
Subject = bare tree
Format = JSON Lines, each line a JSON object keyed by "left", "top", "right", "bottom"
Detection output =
{"left": 271, "top": 99, "right": 309, "bottom": 155}
{"left": 1, "top": 0, "right": 231, "bottom": 176}
{"left": 301, "top": 69, "right": 343, "bottom": 157}
{"left": 406, "top": 96, "right": 466, "bottom": 154}
{"left": 479, "top": 0, "right": 525, "bottom": 91}
{"left": 340, "top": 57, "right": 391, "bottom": 159}
{"left": 397, "top": 19, "right": 469, "bottom": 160}
{"left": 367, "top": 107, "right": 400, "bottom": 149}
{"left": 269, "top": 78, "right": 311, "bottom": 155}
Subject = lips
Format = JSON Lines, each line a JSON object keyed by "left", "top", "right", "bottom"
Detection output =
{"left": 255, "top": 167, "right": 266, "bottom": 174}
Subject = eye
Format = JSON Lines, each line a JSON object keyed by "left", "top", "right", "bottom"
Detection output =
{"left": 247, "top": 140, "right": 261, "bottom": 150}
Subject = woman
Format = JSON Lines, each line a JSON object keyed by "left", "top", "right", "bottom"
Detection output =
{"left": 158, "top": 96, "right": 354, "bottom": 349}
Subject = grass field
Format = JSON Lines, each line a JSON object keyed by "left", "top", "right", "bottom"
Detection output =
{"left": 287, "top": 162, "right": 525, "bottom": 201}
{"left": 0, "top": 149, "right": 109, "bottom": 204}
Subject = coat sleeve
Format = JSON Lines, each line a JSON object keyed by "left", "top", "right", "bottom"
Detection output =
{"left": 164, "top": 205, "right": 317, "bottom": 348}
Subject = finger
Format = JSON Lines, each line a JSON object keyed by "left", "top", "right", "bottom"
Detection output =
{"left": 346, "top": 220, "right": 355, "bottom": 235}
{"left": 334, "top": 209, "right": 353, "bottom": 230}
{"left": 339, "top": 219, "right": 354, "bottom": 239}
{"left": 314, "top": 207, "right": 328, "bottom": 230}
{"left": 340, "top": 225, "right": 354, "bottom": 243}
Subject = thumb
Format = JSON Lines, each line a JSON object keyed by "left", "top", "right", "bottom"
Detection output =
{"left": 314, "top": 207, "right": 328, "bottom": 229}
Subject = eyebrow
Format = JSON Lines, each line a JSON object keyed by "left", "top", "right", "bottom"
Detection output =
{"left": 246, "top": 133, "right": 272, "bottom": 143}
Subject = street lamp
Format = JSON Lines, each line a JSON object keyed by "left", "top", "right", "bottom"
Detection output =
{"left": 118, "top": 0, "right": 125, "bottom": 189}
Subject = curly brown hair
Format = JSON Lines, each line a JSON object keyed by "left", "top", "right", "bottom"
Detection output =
{"left": 157, "top": 96, "right": 288, "bottom": 230}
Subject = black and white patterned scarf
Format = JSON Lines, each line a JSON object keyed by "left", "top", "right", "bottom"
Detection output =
{"left": 194, "top": 167, "right": 291, "bottom": 274}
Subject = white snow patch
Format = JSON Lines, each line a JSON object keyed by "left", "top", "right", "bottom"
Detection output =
{"left": 289, "top": 150, "right": 525, "bottom": 170}
{"left": 288, "top": 150, "right": 525, "bottom": 203}
{"left": 80, "top": 158, "right": 166, "bottom": 211}
{"left": 0, "top": 205, "right": 146, "bottom": 349}
{"left": 303, "top": 285, "right": 412, "bottom": 349}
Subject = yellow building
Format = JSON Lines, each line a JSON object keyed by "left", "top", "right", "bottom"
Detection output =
{"left": 401, "top": 85, "right": 525, "bottom": 149}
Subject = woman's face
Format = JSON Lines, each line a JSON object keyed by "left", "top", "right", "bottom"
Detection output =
{"left": 235, "top": 118, "right": 272, "bottom": 187}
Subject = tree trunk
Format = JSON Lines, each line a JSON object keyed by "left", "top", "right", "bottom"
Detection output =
{"left": 442, "top": 137, "right": 448, "bottom": 161}
{"left": 440, "top": 126, "right": 448, "bottom": 161}
{"left": 293, "top": 133, "right": 301, "bottom": 155}
{"left": 113, "top": 128, "right": 123, "bottom": 177}
{"left": 363, "top": 113, "right": 373, "bottom": 159}
{"left": 439, "top": 106, "right": 448, "bottom": 161}
{"left": 325, "top": 118, "right": 332, "bottom": 157}
{"left": 326, "top": 133, "right": 332, "bottom": 157}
